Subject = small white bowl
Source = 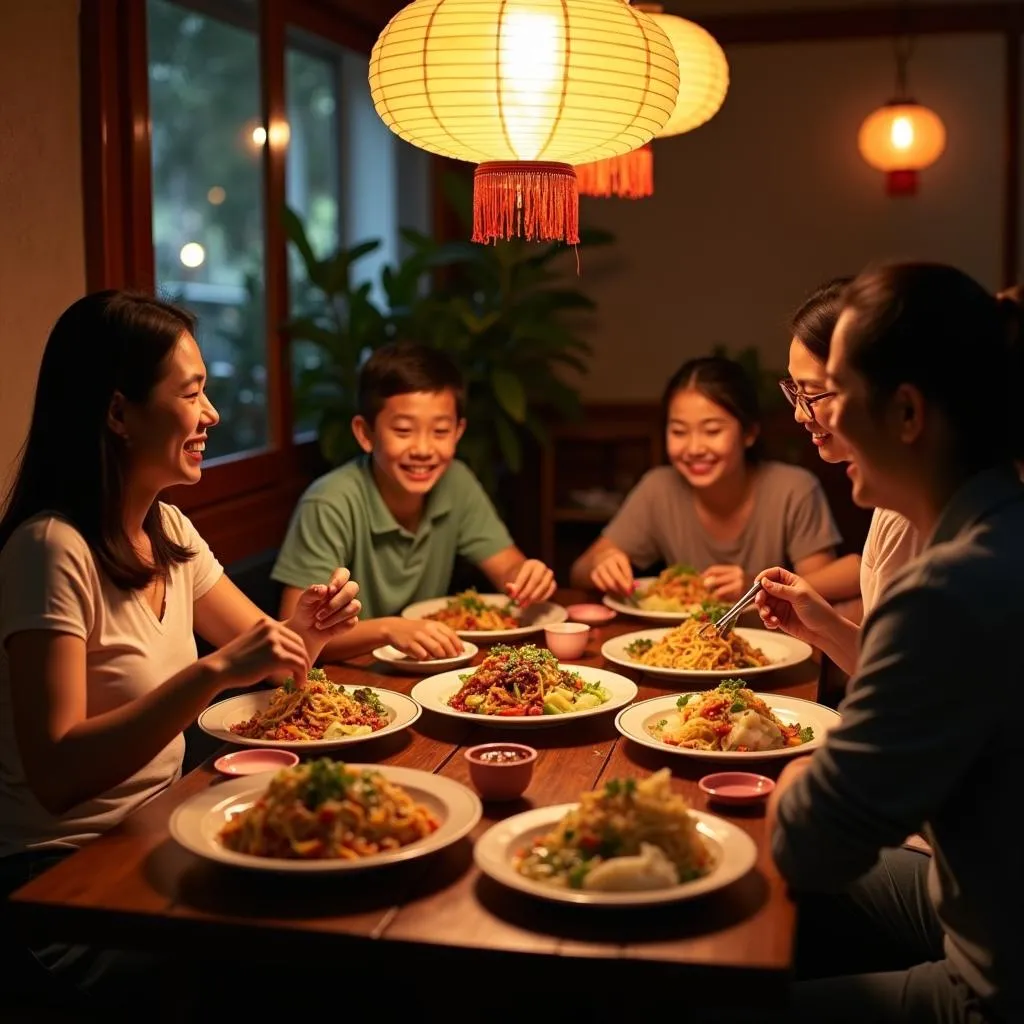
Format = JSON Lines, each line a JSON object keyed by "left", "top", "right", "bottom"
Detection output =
{"left": 543, "top": 622, "right": 590, "bottom": 660}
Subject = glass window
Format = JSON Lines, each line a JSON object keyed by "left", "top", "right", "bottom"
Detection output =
{"left": 286, "top": 37, "right": 342, "bottom": 437}
{"left": 148, "top": 0, "right": 268, "bottom": 460}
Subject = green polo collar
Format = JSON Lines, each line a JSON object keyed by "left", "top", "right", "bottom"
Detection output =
{"left": 360, "top": 457, "right": 455, "bottom": 538}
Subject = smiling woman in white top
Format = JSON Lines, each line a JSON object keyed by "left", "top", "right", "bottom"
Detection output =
{"left": 760, "top": 278, "right": 920, "bottom": 675}
{"left": 0, "top": 291, "right": 362, "bottom": 1005}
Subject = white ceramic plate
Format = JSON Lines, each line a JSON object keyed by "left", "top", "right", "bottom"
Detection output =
{"left": 400, "top": 594, "right": 567, "bottom": 640}
{"left": 602, "top": 578, "right": 708, "bottom": 623}
{"left": 615, "top": 691, "right": 840, "bottom": 762}
{"left": 474, "top": 803, "right": 757, "bottom": 906}
{"left": 169, "top": 765, "right": 482, "bottom": 874}
{"left": 410, "top": 663, "right": 637, "bottom": 728}
{"left": 372, "top": 641, "right": 479, "bottom": 674}
{"left": 197, "top": 685, "right": 421, "bottom": 751}
{"left": 601, "top": 626, "right": 812, "bottom": 680}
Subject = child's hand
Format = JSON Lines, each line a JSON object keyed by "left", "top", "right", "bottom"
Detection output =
{"left": 506, "top": 559, "right": 555, "bottom": 608}
{"left": 384, "top": 618, "right": 463, "bottom": 661}
{"left": 702, "top": 564, "right": 746, "bottom": 602}
{"left": 590, "top": 549, "right": 634, "bottom": 597}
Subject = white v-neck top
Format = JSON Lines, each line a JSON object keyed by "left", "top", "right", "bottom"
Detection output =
{"left": 0, "top": 504, "right": 222, "bottom": 856}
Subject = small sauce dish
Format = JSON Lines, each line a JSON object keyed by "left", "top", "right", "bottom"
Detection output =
{"left": 698, "top": 771, "right": 775, "bottom": 806}
{"left": 544, "top": 621, "right": 590, "bottom": 659}
{"left": 214, "top": 749, "right": 300, "bottom": 776}
{"left": 565, "top": 603, "right": 616, "bottom": 625}
{"left": 464, "top": 743, "right": 538, "bottom": 801}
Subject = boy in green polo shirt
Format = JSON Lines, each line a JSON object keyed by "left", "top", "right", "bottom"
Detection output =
{"left": 272, "top": 342, "right": 556, "bottom": 661}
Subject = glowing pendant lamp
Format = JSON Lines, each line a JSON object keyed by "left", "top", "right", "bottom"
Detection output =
{"left": 368, "top": 0, "right": 680, "bottom": 243}
{"left": 577, "top": 3, "right": 728, "bottom": 199}
{"left": 858, "top": 35, "right": 945, "bottom": 196}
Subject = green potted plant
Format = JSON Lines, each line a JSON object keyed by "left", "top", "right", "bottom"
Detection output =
{"left": 283, "top": 173, "right": 614, "bottom": 497}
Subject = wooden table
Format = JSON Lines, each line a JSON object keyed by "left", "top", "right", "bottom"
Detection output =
{"left": 9, "top": 594, "right": 820, "bottom": 1012}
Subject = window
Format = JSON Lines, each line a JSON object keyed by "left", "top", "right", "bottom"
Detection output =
{"left": 285, "top": 36, "right": 342, "bottom": 436}
{"left": 148, "top": 0, "right": 267, "bottom": 460}
{"left": 82, "top": 0, "right": 431, "bottom": 561}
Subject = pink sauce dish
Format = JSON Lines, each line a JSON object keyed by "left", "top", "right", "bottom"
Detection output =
{"left": 214, "top": 749, "right": 300, "bottom": 777}
{"left": 544, "top": 622, "right": 591, "bottom": 660}
{"left": 464, "top": 743, "right": 538, "bottom": 802}
{"left": 565, "top": 603, "right": 616, "bottom": 626}
{"left": 698, "top": 771, "right": 775, "bottom": 807}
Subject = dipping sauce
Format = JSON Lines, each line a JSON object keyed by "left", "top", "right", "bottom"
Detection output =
{"left": 476, "top": 748, "right": 530, "bottom": 764}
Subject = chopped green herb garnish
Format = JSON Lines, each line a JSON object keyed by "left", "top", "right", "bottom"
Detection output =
{"left": 568, "top": 863, "right": 590, "bottom": 889}
{"left": 676, "top": 693, "right": 693, "bottom": 709}
{"left": 626, "top": 638, "right": 654, "bottom": 658}
{"left": 798, "top": 726, "right": 815, "bottom": 743}
{"left": 353, "top": 687, "right": 386, "bottom": 715}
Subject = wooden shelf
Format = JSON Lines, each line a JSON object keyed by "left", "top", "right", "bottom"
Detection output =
{"left": 539, "top": 403, "right": 663, "bottom": 572}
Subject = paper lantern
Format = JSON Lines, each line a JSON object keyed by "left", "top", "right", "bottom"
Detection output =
{"left": 576, "top": 4, "right": 728, "bottom": 199}
{"left": 858, "top": 101, "right": 946, "bottom": 196}
{"left": 369, "top": 0, "right": 680, "bottom": 243}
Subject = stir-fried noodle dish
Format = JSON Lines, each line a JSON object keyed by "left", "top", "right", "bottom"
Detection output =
{"left": 229, "top": 668, "right": 390, "bottom": 741}
{"left": 631, "top": 565, "right": 726, "bottom": 617}
{"left": 515, "top": 768, "right": 711, "bottom": 891}
{"left": 219, "top": 759, "right": 439, "bottom": 860}
{"left": 447, "top": 644, "right": 608, "bottom": 717}
{"left": 626, "top": 620, "right": 770, "bottom": 672}
{"left": 425, "top": 589, "right": 519, "bottom": 631}
{"left": 649, "top": 679, "right": 814, "bottom": 752}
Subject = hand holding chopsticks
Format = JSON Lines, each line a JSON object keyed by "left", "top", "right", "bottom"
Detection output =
{"left": 696, "top": 579, "right": 764, "bottom": 639}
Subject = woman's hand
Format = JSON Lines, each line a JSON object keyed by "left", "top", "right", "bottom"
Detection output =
{"left": 204, "top": 619, "right": 312, "bottom": 689}
{"left": 506, "top": 558, "right": 556, "bottom": 608}
{"left": 384, "top": 618, "right": 463, "bottom": 661}
{"left": 590, "top": 547, "right": 634, "bottom": 596}
{"left": 702, "top": 564, "right": 746, "bottom": 603}
{"left": 753, "top": 567, "right": 842, "bottom": 648}
{"left": 284, "top": 568, "right": 361, "bottom": 661}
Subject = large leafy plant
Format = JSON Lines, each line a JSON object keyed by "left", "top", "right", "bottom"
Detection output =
{"left": 284, "top": 173, "right": 612, "bottom": 496}
{"left": 284, "top": 210, "right": 390, "bottom": 464}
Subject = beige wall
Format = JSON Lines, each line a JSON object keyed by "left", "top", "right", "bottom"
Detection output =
{"left": 0, "top": 0, "right": 85, "bottom": 489}
{"left": 574, "top": 32, "right": 1005, "bottom": 399}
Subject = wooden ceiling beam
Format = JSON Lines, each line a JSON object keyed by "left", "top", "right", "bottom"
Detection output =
{"left": 690, "top": 2, "right": 1024, "bottom": 46}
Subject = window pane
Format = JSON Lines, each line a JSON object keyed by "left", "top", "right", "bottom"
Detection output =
{"left": 148, "top": 0, "right": 267, "bottom": 460}
{"left": 285, "top": 39, "right": 341, "bottom": 438}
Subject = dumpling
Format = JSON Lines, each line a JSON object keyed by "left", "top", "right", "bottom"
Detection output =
{"left": 723, "top": 709, "right": 783, "bottom": 752}
{"left": 583, "top": 842, "right": 679, "bottom": 891}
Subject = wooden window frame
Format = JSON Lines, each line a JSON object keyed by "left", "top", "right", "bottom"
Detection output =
{"left": 78, "top": 0, "right": 393, "bottom": 563}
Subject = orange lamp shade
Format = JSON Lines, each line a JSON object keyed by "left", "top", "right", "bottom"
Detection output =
{"left": 577, "top": 5, "right": 728, "bottom": 199}
{"left": 858, "top": 102, "right": 946, "bottom": 196}
{"left": 369, "top": 0, "right": 680, "bottom": 242}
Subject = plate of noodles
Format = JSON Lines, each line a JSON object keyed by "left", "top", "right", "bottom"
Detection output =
{"left": 410, "top": 643, "right": 637, "bottom": 727}
{"left": 601, "top": 622, "right": 811, "bottom": 680}
{"left": 601, "top": 565, "right": 730, "bottom": 623}
{"left": 400, "top": 589, "right": 567, "bottom": 640}
{"left": 169, "top": 759, "right": 482, "bottom": 873}
{"left": 474, "top": 768, "right": 757, "bottom": 906}
{"left": 197, "top": 668, "right": 421, "bottom": 750}
{"left": 614, "top": 681, "right": 840, "bottom": 761}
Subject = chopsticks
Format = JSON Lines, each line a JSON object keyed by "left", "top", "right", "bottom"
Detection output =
{"left": 696, "top": 579, "right": 764, "bottom": 639}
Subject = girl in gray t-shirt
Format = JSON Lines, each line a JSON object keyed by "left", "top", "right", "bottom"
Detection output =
{"left": 569, "top": 356, "right": 841, "bottom": 602}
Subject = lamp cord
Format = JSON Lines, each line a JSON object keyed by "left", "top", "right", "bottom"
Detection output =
{"left": 893, "top": 0, "right": 915, "bottom": 100}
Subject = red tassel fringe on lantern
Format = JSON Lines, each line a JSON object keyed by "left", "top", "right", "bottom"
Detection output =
{"left": 576, "top": 145, "right": 654, "bottom": 199}
{"left": 472, "top": 162, "right": 579, "bottom": 244}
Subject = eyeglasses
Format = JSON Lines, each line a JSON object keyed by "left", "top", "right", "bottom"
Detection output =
{"left": 778, "top": 378, "right": 836, "bottom": 420}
